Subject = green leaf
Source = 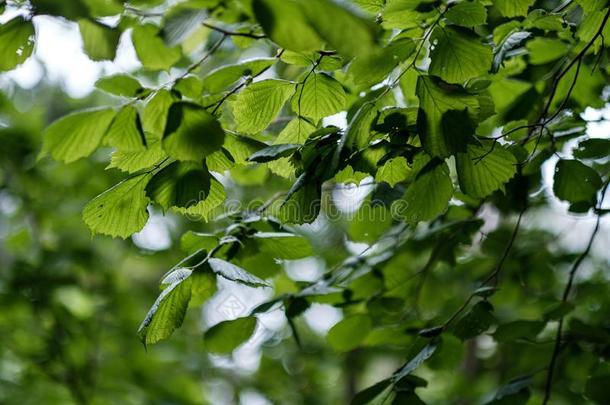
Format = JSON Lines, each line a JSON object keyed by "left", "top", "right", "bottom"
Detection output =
{"left": 268, "top": 118, "right": 317, "bottom": 178}
{"left": 82, "top": 0, "right": 124, "bottom": 17}
{"left": 348, "top": 38, "right": 416, "bottom": 89}
{"left": 487, "top": 376, "right": 532, "bottom": 404}
{"left": 526, "top": 37, "right": 569, "bottom": 65}
{"left": 456, "top": 141, "right": 517, "bottom": 198}
{"left": 78, "top": 19, "right": 120, "bottom": 61}
{"left": 223, "top": 133, "right": 269, "bottom": 164}
{"left": 494, "top": 0, "right": 535, "bottom": 17}
{"left": 292, "top": 73, "right": 346, "bottom": 122}
{"left": 0, "top": 16, "right": 35, "bottom": 71}
{"left": 146, "top": 161, "right": 225, "bottom": 220}
{"left": 42, "top": 108, "right": 116, "bottom": 163}
{"left": 493, "top": 320, "right": 545, "bottom": 342}
{"left": 375, "top": 157, "right": 411, "bottom": 187}
{"left": 271, "top": 181, "right": 321, "bottom": 224}
{"left": 335, "top": 165, "right": 369, "bottom": 185}
{"left": 132, "top": 23, "right": 181, "bottom": 71}
{"left": 107, "top": 141, "right": 167, "bottom": 173}
{"left": 142, "top": 89, "right": 179, "bottom": 139}
{"left": 204, "top": 316, "right": 258, "bottom": 354}
{"left": 429, "top": 26, "right": 492, "bottom": 84}
{"left": 82, "top": 173, "right": 151, "bottom": 238}
{"left": 189, "top": 270, "right": 218, "bottom": 307}
{"left": 492, "top": 30, "right": 530, "bottom": 73}
{"left": 416, "top": 76, "right": 481, "bottom": 157}
{"left": 585, "top": 374, "right": 610, "bottom": 404}
{"left": 247, "top": 144, "right": 300, "bottom": 163}
{"left": 573, "top": 139, "right": 610, "bottom": 159}
{"left": 208, "top": 258, "right": 269, "bottom": 287}
{"left": 452, "top": 301, "right": 495, "bottom": 340}
{"left": 95, "top": 74, "right": 143, "bottom": 97}
{"left": 445, "top": 1, "right": 487, "bottom": 27}
{"left": 393, "top": 342, "right": 439, "bottom": 382}
{"left": 252, "top": 0, "right": 324, "bottom": 52}
{"left": 202, "top": 58, "right": 276, "bottom": 93}
{"left": 299, "top": 0, "right": 379, "bottom": 59}
{"left": 180, "top": 231, "right": 219, "bottom": 255}
{"left": 398, "top": 157, "right": 453, "bottom": 223}
{"left": 231, "top": 79, "right": 294, "bottom": 134}
{"left": 174, "top": 75, "right": 203, "bottom": 99}
{"left": 351, "top": 379, "right": 393, "bottom": 405}
{"left": 161, "top": 5, "right": 207, "bottom": 47}
{"left": 253, "top": 232, "right": 314, "bottom": 260}
{"left": 104, "top": 105, "right": 146, "bottom": 151}
{"left": 553, "top": 159, "right": 602, "bottom": 205}
{"left": 327, "top": 314, "right": 372, "bottom": 352}
{"left": 347, "top": 103, "right": 378, "bottom": 148}
{"left": 163, "top": 102, "right": 225, "bottom": 161}
{"left": 138, "top": 268, "right": 194, "bottom": 346}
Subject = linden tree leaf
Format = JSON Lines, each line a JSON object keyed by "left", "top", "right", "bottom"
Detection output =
{"left": 231, "top": 79, "right": 294, "bottom": 134}
{"left": 42, "top": 108, "right": 117, "bottom": 163}
{"left": 204, "top": 316, "right": 258, "bottom": 354}
{"left": 82, "top": 173, "right": 151, "bottom": 239}
{"left": 292, "top": 73, "right": 346, "bottom": 122}
{"left": 0, "top": 16, "right": 35, "bottom": 71}
{"left": 429, "top": 26, "right": 492, "bottom": 84}
{"left": 163, "top": 102, "right": 225, "bottom": 161}
{"left": 456, "top": 141, "right": 517, "bottom": 198}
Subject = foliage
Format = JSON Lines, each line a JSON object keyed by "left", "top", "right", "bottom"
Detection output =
{"left": 2, "top": 0, "right": 610, "bottom": 404}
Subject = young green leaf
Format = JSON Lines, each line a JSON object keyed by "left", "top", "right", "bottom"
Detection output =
{"left": 204, "top": 316, "right": 258, "bottom": 354}
{"left": 146, "top": 161, "right": 225, "bottom": 219}
{"left": 398, "top": 157, "right": 453, "bottom": 223}
{"left": 132, "top": 23, "right": 181, "bottom": 71}
{"left": 95, "top": 74, "right": 143, "bottom": 97}
{"left": 202, "top": 58, "right": 276, "bottom": 93}
{"left": 231, "top": 79, "right": 294, "bottom": 134}
{"left": 0, "top": 16, "right": 35, "bottom": 71}
{"left": 375, "top": 157, "right": 411, "bottom": 187}
{"left": 445, "top": 1, "right": 487, "bottom": 28}
{"left": 252, "top": 0, "right": 324, "bottom": 52}
{"left": 208, "top": 258, "right": 269, "bottom": 287}
{"left": 82, "top": 173, "right": 151, "bottom": 238}
{"left": 107, "top": 140, "right": 167, "bottom": 173}
{"left": 428, "top": 26, "right": 492, "bottom": 84}
{"left": 78, "top": 19, "right": 120, "bottom": 61}
{"left": 253, "top": 232, "right": 314, "bottom": 260}
{"left": 292, "top": 73, "right": 346, "bottom": 122}
{"left": 247, "top": 143, "right": 300, "bottom": 163}
{"left": 327, "top": 314, "right": 372, "bottom": 352}
{"left": 299, "top": 0, "right": 379, "bottom": 59}
{"left": 42, "top": 108, "right": 116, "bottom": 163}
{"left": 163, "top": 102, "right": 225, "bottom": 161}
{"left": 138, "top": 268, "right": 199, "bottom": 346}
{"left": 456, "top": 141, "right": 517, "bottom": 198}
{"left": 348, "top": 38, "right": 416, "bottom": 89}
{"left": 494, "top": 0, "right": 536, "bottom": 18}
{"left": 553, "top": 159, "right": 602, "bottom": 205}
{"left": 416, "top": 76, "right": 480, "bottom": 157}
{"left": 104, "top": 105, "right": 146, "bottom": 151}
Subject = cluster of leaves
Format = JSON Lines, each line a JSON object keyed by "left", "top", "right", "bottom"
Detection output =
{"left": 2, "top": 0, "right": 610, "bottom": 403}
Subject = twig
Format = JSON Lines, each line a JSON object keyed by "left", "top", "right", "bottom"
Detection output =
{"left": 542, "top": 182, "right": 609, "bottom": 404}
{"left": 202, "top": 22, "right": 266, "bottom": 39}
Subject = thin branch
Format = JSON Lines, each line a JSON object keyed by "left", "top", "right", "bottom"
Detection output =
{"left": 542, "top": 182, "right": 609, "bottom": 405}
{"left": 481, "top": 208, "right": 525, "bottom": 286}
{"left": 202, "top": 22, "right": 266, "bottom": 39}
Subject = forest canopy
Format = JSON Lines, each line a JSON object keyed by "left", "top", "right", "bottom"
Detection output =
{"left": 1, "top": 0, "right": 610, "bottom": 404}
